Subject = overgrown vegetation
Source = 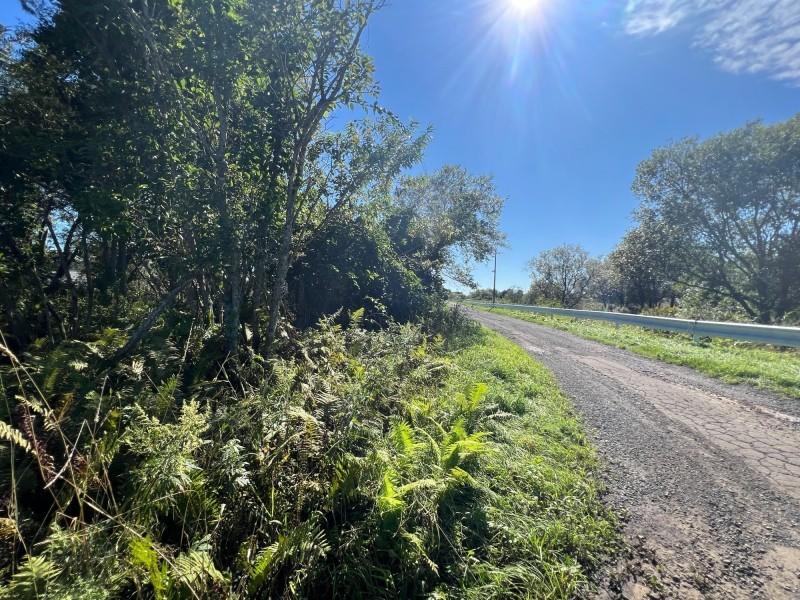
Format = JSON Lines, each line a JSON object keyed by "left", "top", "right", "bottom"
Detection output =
{"left": 0, "top": 2, "right": 622, "bottom": 597}
{"left": 0, "top": 0, "right": 504, "bottom": 360}
{"left": 478, "top": 305, "right": 800, "bottom": 399}
{"left": 0, "top": 309, "right": 615, "bottom": 598}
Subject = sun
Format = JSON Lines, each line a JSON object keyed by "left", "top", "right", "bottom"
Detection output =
{"left": 508, "top": 0, "right": 539, "bottom": 15}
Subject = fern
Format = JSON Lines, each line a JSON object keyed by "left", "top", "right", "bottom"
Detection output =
{"left": 396, "top": 477, "right": 441, "bottom": 496}
{"left": 389, "top": 422, "right": 419, "bottom": 457}
{"left": 171, "top": 549, "right": 226, "bottom": 592}
{"left": 248, "top": 518, "right": 330, "bottom": 596}
{"left": 217, "top": 438, "right": 250, "bottom": 489}
{"left": 129, "top": 536, "right": 226, "bottom": 598}
{"left": 349, "top": 307, "right": 365, "bottom": 329}
{"left": 466, "top": 382, "right": 488, "bottom": 412}
{"left": 153, "top": 376, "right": 178, "bottom": 418}
{"left": 376, "top": 469, "right": 405, "bottom": 516}
{"left": 329, "top": 455, "right": 363, "bottom": 501}
{"left": 0, "top": 555, "right": 61, "bottom": 599}
{"left": 0, "top": 419, "right": 34, "bottom": 454}
{"left": 129, "top": 536, "right": 169, "bottom": 599}
{"left": 441, "top": 420, "right": 491, "bottom": 471}
{"left": 124, "top": 401, "right": 213, "bottom": 527}
{"left": 0, "top": 302, "right": 563, "bottom": 599}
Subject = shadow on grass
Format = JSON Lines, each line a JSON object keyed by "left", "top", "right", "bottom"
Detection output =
{"left": 425, "top": 304, "right": 487, "bottom": 351}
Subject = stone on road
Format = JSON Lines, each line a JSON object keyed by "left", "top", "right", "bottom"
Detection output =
{"left": 466, "top": 307, "right": 800, "bottom": 600}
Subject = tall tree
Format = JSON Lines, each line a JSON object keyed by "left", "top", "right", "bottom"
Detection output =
{"left": 5, "top": 0, "right": 399, "bottom": 354}
{"left": 633, "top": 116, "right": 800, "bottom": 322}
{"left": 0, "top": 0, "right": 496, "bottom": 365}
{"left": 585, "top": 257, "right": 623, "bottom": 310}
{"left": 263, "top": 0, "right": 387, "bottom": 350}
{"left": 0, "top": 0, "right": 159, "bottom": 348}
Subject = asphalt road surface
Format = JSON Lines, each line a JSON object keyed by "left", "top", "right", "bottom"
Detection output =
{"left": 465, "top": 307, "right": 800, "bottom": 600}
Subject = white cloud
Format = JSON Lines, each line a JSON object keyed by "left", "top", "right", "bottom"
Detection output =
{"left": 624, "top": 0, "right": 800, "bottom": 84}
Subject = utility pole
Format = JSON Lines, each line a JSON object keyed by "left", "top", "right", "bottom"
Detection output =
{"left": 491, "top": 249, "right": 497, "bottom": 305}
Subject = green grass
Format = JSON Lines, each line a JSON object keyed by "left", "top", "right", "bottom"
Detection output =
{"left": 440, "top": 327, "right": 617, "bottom": 598}
{"left": 1, "top": 316, "right": 617, "bottom": 599}
{"left": 475, "top": 305, "right": 800, "bottom": 399}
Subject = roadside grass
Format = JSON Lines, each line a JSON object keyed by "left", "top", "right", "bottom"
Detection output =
{"left": 444, "top": 327, "right": 617, "bottom": 597}
{"left": 1, "top": 313, "right": 617, "bottom": 599}
{"left": 476, "top": 305, "right": 800, "bottom": 399}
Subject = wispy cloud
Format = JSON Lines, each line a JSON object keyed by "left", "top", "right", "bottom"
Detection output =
{"left": 624, "top": 0, "right": 800, "bottom": 84}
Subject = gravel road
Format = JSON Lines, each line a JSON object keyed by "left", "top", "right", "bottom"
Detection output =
{"left": 465, "top": 307, "right": 800, "bottom": 599}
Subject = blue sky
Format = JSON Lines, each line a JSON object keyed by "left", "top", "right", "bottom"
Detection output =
{"left": 4, "top": 1, "right": 799, "bottom": 291}
{"left": 362, "top": 0, "right": 800, "bottom": 290}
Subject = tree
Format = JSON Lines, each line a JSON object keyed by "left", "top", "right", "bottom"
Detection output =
{"left": 497, "top": 287, "right": 525, "bottom": 304}
{"left": 1, "top": 0, "right": 430, "bottom": 356}
{"left": 633, "top": 116, "right": 800, "bottom": 322}
{"left": 526, "top": 244, "right": 593, "bottom": 308}
{"left": 0, "top": 5, "right": 519, "bottom": 594}
{"left": 585, "top": 257, "right": 623, "bottom": 310}
{"left": 0, "top": 0, "right": 497, "bottom": 363}
{"left": 287, "top": 212, "right": 424, "bottom": 328}
{"left": 282, "top": 116, "right": 429, "bottom": 328}
{"left": 387, "top": 165, "right": 505, "bottom": 291}
{"left": 262, "top": 0, "right": 390, "bottom": 350}
{"left": 0, "top": 0, "right": 160, "bottom": 348}
{"left": 608, "top": 211, "right": 682, "bottom": 310}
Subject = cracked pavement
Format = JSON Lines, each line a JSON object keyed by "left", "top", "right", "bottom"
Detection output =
{"left": 465, "top": 307, "right": 800, "bottom": 599}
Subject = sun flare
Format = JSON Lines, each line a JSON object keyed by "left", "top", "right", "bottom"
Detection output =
{"left": 508, "top": 0, "right": 539, "bottom": 15}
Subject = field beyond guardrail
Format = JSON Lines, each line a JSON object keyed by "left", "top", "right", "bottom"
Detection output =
{"left": 462, "top": 301, "right": 800, "bottom": 348}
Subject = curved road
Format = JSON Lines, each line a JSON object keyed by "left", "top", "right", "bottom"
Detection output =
{"left": 465, "top": 307, "right": 800, "bottom": 599}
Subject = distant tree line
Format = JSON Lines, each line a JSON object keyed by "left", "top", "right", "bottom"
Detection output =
{"left": 469, "top": 115, "right": 800, "bottom": 324}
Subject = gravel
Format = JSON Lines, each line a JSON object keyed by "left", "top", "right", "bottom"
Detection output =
{"left": 465, "top": 308, "right": 800, "bottom": 599}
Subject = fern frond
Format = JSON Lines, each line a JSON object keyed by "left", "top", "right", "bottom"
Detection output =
{"left": 400, "top": 531, "right": 439, "bottom": 575}
{"left": 14, "top": 394, "right": 48, "bottom": 418}
{"left": 396, "top": 477, "right": 440, "bottom": 496}
{"left": 154, "top": 376, "right": 178, "bottom": 417}
{"left": 330, "top": 455, "right": 362, "bottom": 500}
{"left": 248, "top": 543, "right": 278, "bottom": 594}
{"left": 287, "top": 406, "right": 322, "bottom": 428}
{"left": 389, "top": 422, "right": 419, "bottom": 457}
{"left": 248, "top": 518, "right": 330, "bottom": 595}
{"left": 129, "top": 536, "right": 168, "bottom": 599}
{"left": 377, "top": 469, "right": 405, "bottom": 515}
{"left": 349, "top": 307, "right": 365, "bottom": 329}
{"left": 467, "top": 382, "right": 488, "bottom": 409}
{"left": 171, "top": 549, "right": 226, "bottom": 590}
{"left": 0, "top": 419, "right": 34, "bottom": 455}
{"left": 441, "top": 430, "right": 491, "bottom": 470}
{"left": 0, "top": 554, "right": 61, "bottom": 599}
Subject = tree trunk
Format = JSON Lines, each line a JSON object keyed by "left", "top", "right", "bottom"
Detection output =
{"left": 81, "top": 231, "right": 94, "bottom": 327}
{"left": 109, "top": 278, "right": 191, "bottom": 365}
{"left": 266, "top": 145, "right": 308, "bottom": 350}
{"left": 116, "top": 239, "right": 128, "bottom": 296}
{"left": 213, "top": 90, "right": 240, "bottom": 355}
{"left": 249, "top": 164, "right": 280, "bottom": 349}
{"left": 222, "top": 241, "right": 242, "bottom": 353}
{"left": 265, "top": 193, "right": 295, "bottom": 349}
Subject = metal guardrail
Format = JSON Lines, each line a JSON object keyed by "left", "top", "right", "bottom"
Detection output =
{"left": 462, "top": 301, "right": 800, "bottom": 348}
